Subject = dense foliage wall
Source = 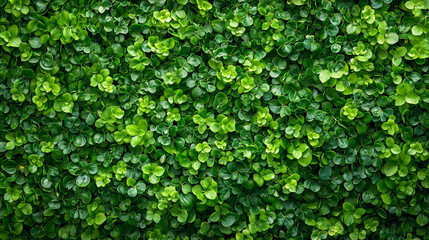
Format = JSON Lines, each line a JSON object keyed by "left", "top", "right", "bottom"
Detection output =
{"left": 1, "top": 0, "right": 429, "bottom": 239}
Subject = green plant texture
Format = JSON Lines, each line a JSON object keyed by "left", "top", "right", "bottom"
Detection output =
{"left": 1, "top": 0, "right": 429, "bottom": 239}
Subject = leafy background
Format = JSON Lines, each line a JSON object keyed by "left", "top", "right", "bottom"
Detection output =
{"left": 1, "top": 0, "right": 429, "bottom": 239}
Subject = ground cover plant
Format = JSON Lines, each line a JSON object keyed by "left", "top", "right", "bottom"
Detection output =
{"left": 1, "top": 0, "right": 429, "bottom": 239}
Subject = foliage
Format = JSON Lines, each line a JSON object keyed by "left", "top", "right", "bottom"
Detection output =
{"left": 1, "top": 0, "right": 429, "bottom": 239}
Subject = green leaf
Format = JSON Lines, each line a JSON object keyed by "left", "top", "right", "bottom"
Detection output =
{"left": 242, "top": 16, "right": 253, "bottom": 27}
{"left": 405, "top": 93, "right": 420, "bottom": 104}
{"left": 381, "top": 162, "right": 398, "bottom": 177}
{"left": 21, "top": 203, "right": 33, "bottom": 215}
{"left": 30, "top": 226, "right": 45, "bottom": 238}
{"left": 292, "top": 150, "right": 302, "bottom": 159}
{"left": 130, "top": 136, "right": 140, "bottom": 147}
{"left": 158, "top": 136, "right": 171, "bottom": 145}
{"left": 319, "top": 166, "right": 332, "bottom": 180}
{"left": 253, "top": 174, "right": 264, "bottom": 187}
{"left": 208, "top": 58, "right": 223, "bottom": 70}
{"left": 2, "top": 160, "right": 17, "bottom": 174}
{"left": 187, "top": 53, "right": 201, "bottom": 67}
{"left": 27, "top": 20, "right": 39, "bottom": 32}
{"left": 149, "top": 175, "right": 160, "bottom": 184}
{"left": 76, "top": 174, "right": 90, "bottom": 187}
{"left": 221, "top": 213, "right": 237, "bottom": 227}
{"left": 213, "top": 92, "right": 228, "bottom": 109}
{"left": 411, "top": 26, "right": 424, "bottom": 36}
{"left": 417, "top": 213, "right": 429, "bottom": 226}
{"left": 73, "top": 135, "right": 86, "bottom": 147}
{"left": 177, "top": 209, "right": 188, "bottom": 223}
{"left": 344, "top": 212, "right": 354, "bottom": 226}
{"left": 262, "top": 169, "right": 275, "bottom": 181}
{"left": 385, "top": 33, "right": 399, "bottom": 45}
{"left": 381, "top": 193, "right": 392, "bottom": 205}
{"left": 180, "top": 194, "right": 196, "bottom": 208}
{"left": 343, "top": 202, "right": 354, "bottom": 212}
{"left": 153, "top": 166, "right": 165, "bottom": 176}
{"left": 209, "top": 212, "right": 221, "bottom": 222}
{"left": 40, "top": 54, "right": 55, "bottom": 70}
{"left": 319, "top": 70, "right": 330, "bottom": 83}
{"left": 298, "top": 152, "right": 312, "bottom": 167}
{"left": 29, "top": 37, "right": 42, "bottom": 49}
{"left": 127, "top": 178, "right": 137, "bottom": 186}
{"left": 127, "top": 187, "right": 137, "bottom": 197}
{"left": 200, "top": 222, "right": 210, "bottom": 234}
{"left": 205, "top": 190, "right": 217, "bottom": 200}
{"left": 126, "top": 125, "right": 140, "bottom": 136}
{"left": 94, "top": 213, "right": 106, "bottom": 225}
{"left": 6, "top": 37, "right": 21, "bottom": 47}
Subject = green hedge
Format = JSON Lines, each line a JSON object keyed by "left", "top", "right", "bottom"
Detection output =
{"left": 1, "top": 0, "right": 429, "bottom": 239}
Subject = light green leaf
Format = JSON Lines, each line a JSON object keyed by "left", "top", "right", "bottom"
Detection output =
{"left": 381, "top": 162, "right": 398, "bottom": 177}
{"left": 319, "top": 70, "right": 330, "bottom": 83}
{"left": 385, "top": 33, "right": 399, "bottom": 45}
{"left": 94, "top": 213, "right": 106, "bottom": 225}
{"left": 205, "top": 190, "right": 217, "bottom": 200}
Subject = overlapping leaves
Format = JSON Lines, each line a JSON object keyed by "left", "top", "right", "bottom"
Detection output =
{"left": 1, "top": 0, "right": 429, "bottom": 239}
